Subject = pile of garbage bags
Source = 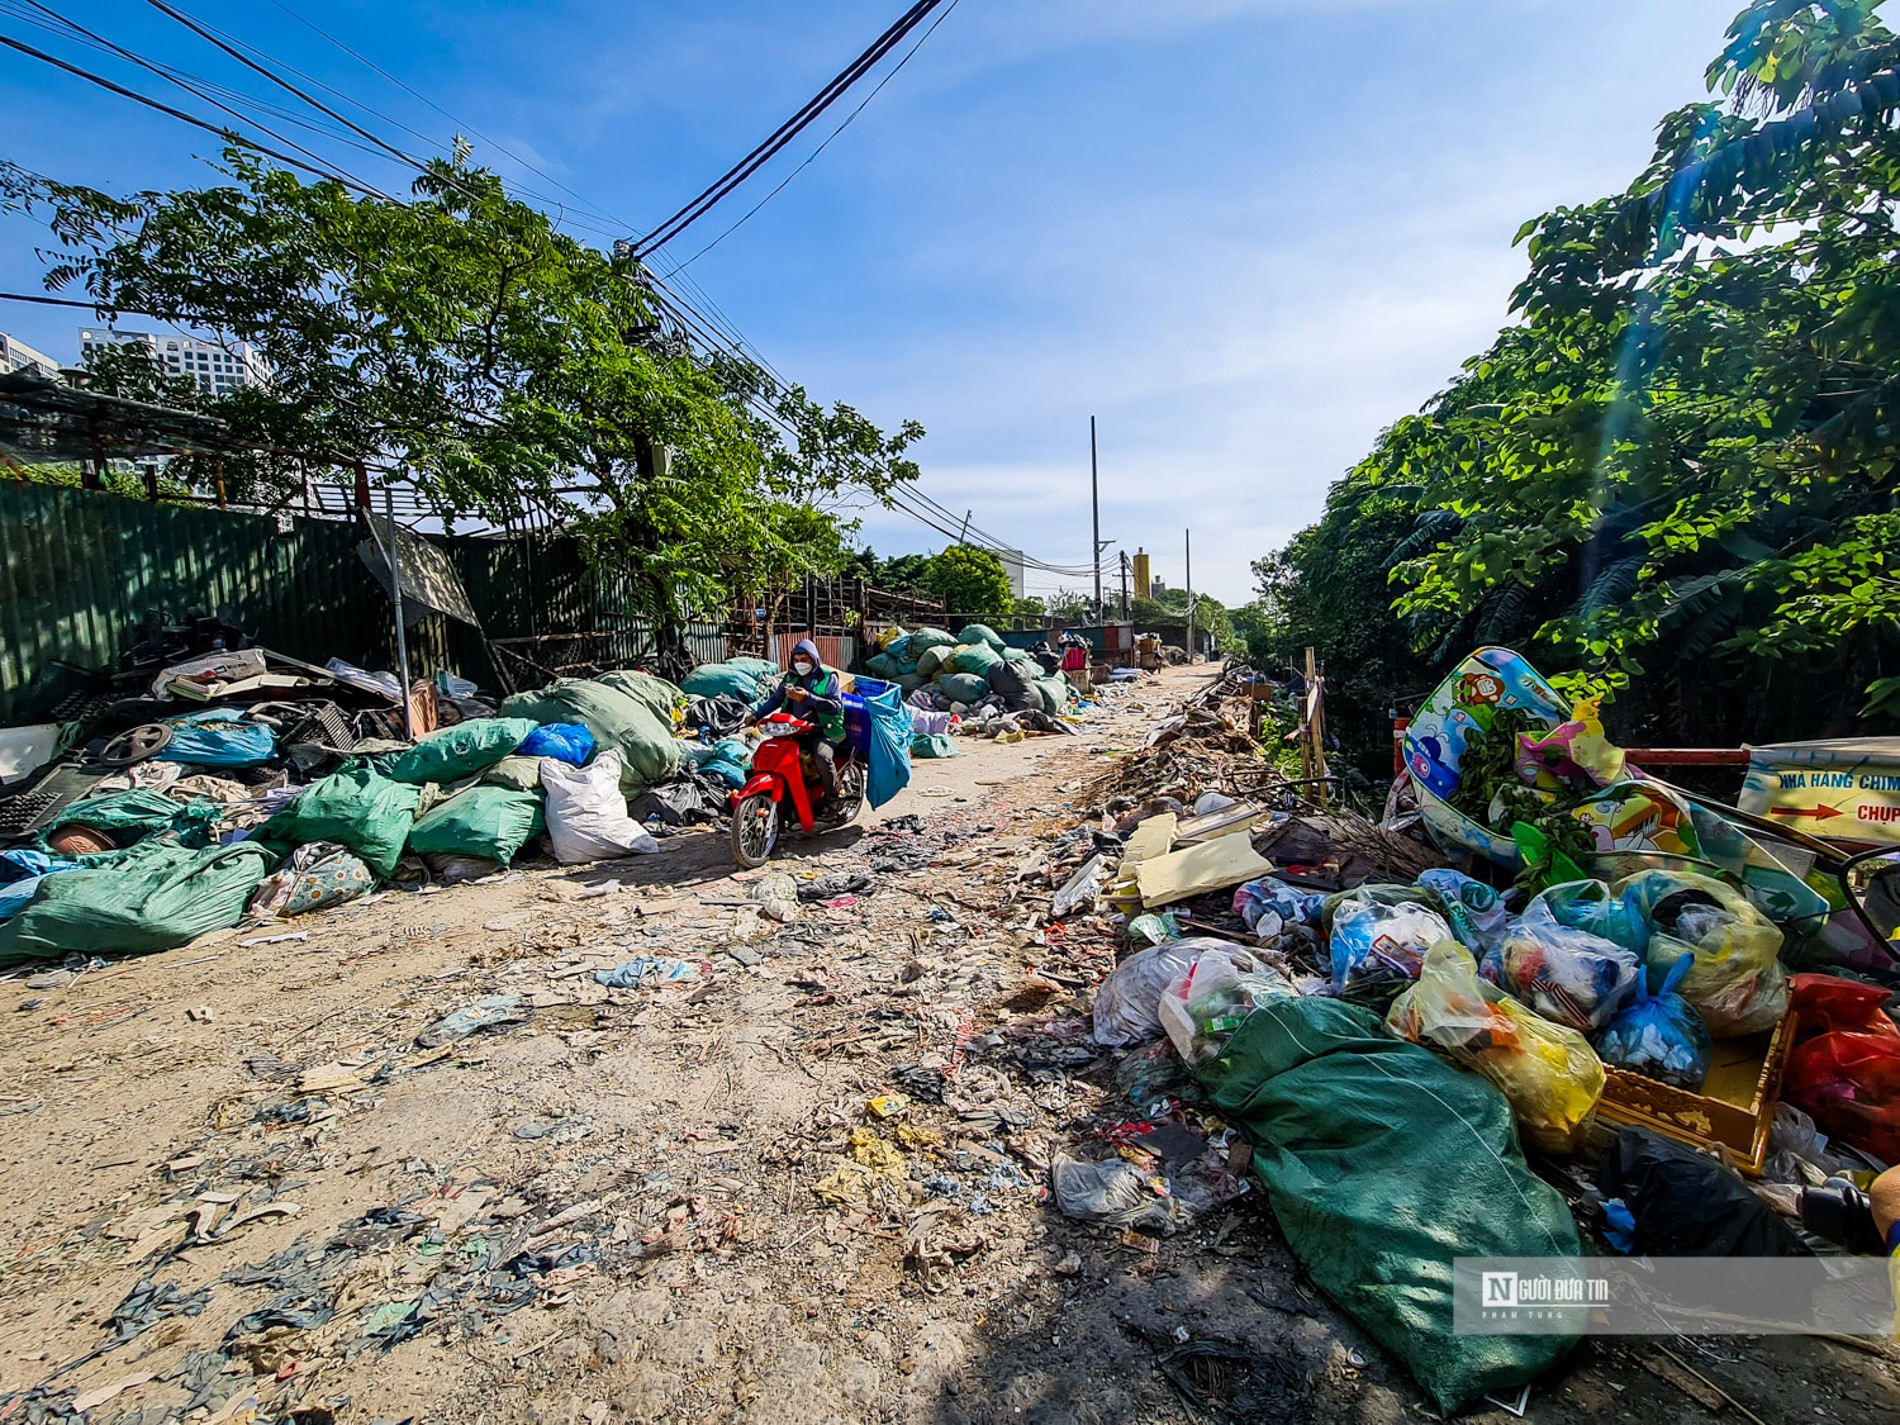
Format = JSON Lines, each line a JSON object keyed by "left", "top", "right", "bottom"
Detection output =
{"left": 1073, "top": 851, "right": 1840, "bottom": 1410}
{"left": 0, "top": 662, "right": 782, "bottom": 966}
{"left": 863, "top": 624, "right": 1074, "bottom": 718}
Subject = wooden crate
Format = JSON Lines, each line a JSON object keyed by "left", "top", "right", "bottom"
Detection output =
{"left": 1594, "top": 1012, "right": 1797, "bottom": 1176}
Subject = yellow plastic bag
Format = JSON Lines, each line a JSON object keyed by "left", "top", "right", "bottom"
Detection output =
{"left": 1615, "top": 869, "right": 1788, "bottom": 1036}
{"left": 1387, "top": 941, "right": 1605, "bottom": 1154}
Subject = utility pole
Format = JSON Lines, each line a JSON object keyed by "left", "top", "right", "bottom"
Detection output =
{"left": 1184, "top": 528, "right": 1194, "bottom": 662}
{"left": 1120, "top": 551, "right": 1130, "bottom": 620}
{"left": 1090, "top": 416, "right": 1102, "bottom": 622}
{"left": 958, "top": 510, "right": 971, "bottom": 544}
{"left": 383, "top": 480, "right": 414, "bottom": 740}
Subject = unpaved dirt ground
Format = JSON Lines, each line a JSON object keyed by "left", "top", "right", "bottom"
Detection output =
{"left": 4, "top": 663, "right": 1899, "bottom": 1425}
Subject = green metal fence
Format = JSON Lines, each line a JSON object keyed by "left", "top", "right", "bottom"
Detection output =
{"left": 0, "top": 482, "right": 406, "bottom": 721}
{"left": 0, "top": 483, "right": 731, "bottom": 722}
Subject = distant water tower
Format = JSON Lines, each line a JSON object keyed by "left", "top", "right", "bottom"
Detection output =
{"left": 1132, "top": 547, "right": 1152, "bottom": 600}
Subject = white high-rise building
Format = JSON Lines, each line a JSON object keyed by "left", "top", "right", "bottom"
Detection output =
{"left": 78, "top": 328, "right": 269, "bottom": 396}
{"left": 0, "top": 331, "right": 60, "bottom": 380}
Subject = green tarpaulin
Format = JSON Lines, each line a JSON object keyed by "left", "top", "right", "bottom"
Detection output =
{"left": 1196, "top": 997, "right": 1579, "bottom": 1414}
{"left": 0, "top": 839, "right": 278, "bottom": 965}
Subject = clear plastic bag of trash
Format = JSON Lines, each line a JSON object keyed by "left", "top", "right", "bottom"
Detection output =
{"left": 1416, "top": 868, "right": 1512, "bottom": 953}
{"left": 1233, "top": 877, "right": 1326, "bottom": 934}
{"left": 1329, "top": 893, "right": 1451, "bottom": 996}
{"left": 1495, "top": 899, "right": 1642, "bottom": 1034}
{"left": 1093, "top": 939, "right": 1256, "bottom": 1047}
{"left": 1158, "top": 951, "right": 1298, "bottom": 1064}
{"left": 1050, "top": 1150, "right": 1184, "bottom": 1233}
{"left": 1592, "top": 953, "right": 1712, "bottom": 1090}
{"left": 1616, "top": 869, "right": 1788, "bottom": 1036}
{"left": 1538, "top": 878, "right": 1647, "bottom": 955}
{"left": 1387, "top": 941, "right": 1605, "bottom": 1154}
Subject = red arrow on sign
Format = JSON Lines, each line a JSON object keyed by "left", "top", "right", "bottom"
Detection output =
{"left": 1769, "top": 805, "right": 1844, "bottom": 821}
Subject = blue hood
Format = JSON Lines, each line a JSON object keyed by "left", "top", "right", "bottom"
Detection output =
{"left": 789, "top": 638, "right": 823, "bottom": 669}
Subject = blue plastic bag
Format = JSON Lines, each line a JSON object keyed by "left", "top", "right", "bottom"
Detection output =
{"left": 1496, "top": 900, "right": 1642, "bottom": 1034}
{"left": 1592, "top": 955, "right": 1713, "bottom": 1090}
{"left": 1329, "top": 893, "right": 1452, "bottom": 996}
{"left": 862, "top": 682, "right": 912, "bottom": 810}
{"left": 156, "top": 708, "right": 276, "bottom": 767}
{"left": 519, "top": 723, "right": 595, "bottom": 765}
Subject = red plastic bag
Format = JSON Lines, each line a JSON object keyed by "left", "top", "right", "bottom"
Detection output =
{"left": 1784, "top": 1030, "right": 1900, "bottom": 1165}
{"left": 1788, "top": 973, "right": 1900, "bottom": 1042}
{"left": 1783, "top": 976, "right": 1900, "bottom": 1161}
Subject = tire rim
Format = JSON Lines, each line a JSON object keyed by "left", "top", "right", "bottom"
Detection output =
{"left": 738, "top": 798, "right": 778, "bottom": 861}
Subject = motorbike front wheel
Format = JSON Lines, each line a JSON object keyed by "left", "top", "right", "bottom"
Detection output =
{"left": 730, "top": 791, "right": 780, "bottom": 868}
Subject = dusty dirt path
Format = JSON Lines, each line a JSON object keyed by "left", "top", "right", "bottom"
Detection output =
{"left": 3, "top": 663, "right": 1897, "bottom": 1425}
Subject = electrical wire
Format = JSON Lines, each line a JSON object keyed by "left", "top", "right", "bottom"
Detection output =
{"left": 20, "top": 3, "right": 1040, "bottom": 571}
{"left": 130, "top": 0, "right": 640, "bottom": 244}
{"left": 662, "top": 0, "right": 960, "bottom": 275}
{"left": 260, "top": 0, "right": 637, "bottom": 232}
{"left": 633, "top": 0, "right": 948, "bottom": 256}
{"left": 0, "top": 22, "right": 393, "bottom": 198}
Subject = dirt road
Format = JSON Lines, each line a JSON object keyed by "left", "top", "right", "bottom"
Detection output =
{"left": 3, "top": 663, "right": 1896, "bottom": 1424}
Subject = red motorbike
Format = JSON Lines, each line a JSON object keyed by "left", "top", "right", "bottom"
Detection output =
{"left": 729, "top": 711, "right": 866, "bottom": 867}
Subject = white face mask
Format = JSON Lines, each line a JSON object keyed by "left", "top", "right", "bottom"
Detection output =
{"left": 792, "top": 661, "right": 813, "bottom": 676}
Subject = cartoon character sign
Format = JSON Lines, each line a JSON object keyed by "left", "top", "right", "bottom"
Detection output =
{"left": 1456, "top": 670, "right": 1506, "bottom": 707}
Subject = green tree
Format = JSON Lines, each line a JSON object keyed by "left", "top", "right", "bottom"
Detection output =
{"left": 1248, "top": 0, "right": 1900, "bottom": 754}
{"left": 1, "top": 151, "right": 921, "bottom": 667}
{"left": 924, "top": 545, "right": 1012, "bottom": 618}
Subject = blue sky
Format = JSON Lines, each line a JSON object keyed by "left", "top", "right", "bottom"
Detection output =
{"left": 0, "top": 0, "right": 1747, "bottom": 601}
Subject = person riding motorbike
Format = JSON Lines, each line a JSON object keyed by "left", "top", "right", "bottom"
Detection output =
{"left": 746, "top": 638, "right": 847, "bottom": 804}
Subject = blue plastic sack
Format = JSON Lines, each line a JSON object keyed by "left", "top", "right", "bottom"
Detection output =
{"left": 862, "top": 682, "right": 913, "bottom": 810}
{"left": 519, "top": 723, "right": 596, "bottom": 765}
{"left": 1592, "top": 955, "right": 1712, "bottom": 1090}
{"left": 0, "top": 850, "right": 83, "bottom": 922}
{"left": 700, "top": 736, "right": 754, "bottom": 789}
{"left": 155, "top": 708, "right": 276, "bottom": 767}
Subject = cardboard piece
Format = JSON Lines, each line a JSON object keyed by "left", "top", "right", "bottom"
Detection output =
{"left": 1134, "top": 836, "right": 1275, "bottom": 909}
{"left": 1119, "top": 813, "right": 1178, "bottom": 867}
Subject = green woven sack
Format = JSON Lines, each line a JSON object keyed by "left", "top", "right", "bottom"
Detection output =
{"left": 255, "top": 761, "right": 422, "bottom": 877}
{"left": 1195, "top": 998, "right": 1579, "bottom": 1414}
{"left": 388, "top": 718, "right": 537, "bottom": 785}
{"left": 408, "top": 786, "right": 546, "bottom": 865}
{"left": 0, "top": 839, "right": 277, "bottom": 965}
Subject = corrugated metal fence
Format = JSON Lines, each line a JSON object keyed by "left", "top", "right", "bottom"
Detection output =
{"left": 0, "top": 484, "right": 732, "bottom": 721}
{"left": 1, "top": 482, "right": 405, "bottom": 720}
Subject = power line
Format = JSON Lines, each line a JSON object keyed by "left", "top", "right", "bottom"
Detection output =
{"left": 0, "top": 20, "right": 393, "bottom": 199}
{"left": 260, "top": 0, "right": 637, "bottom": 232}
{"left": 0, "top": 290, "right": 107, "bottom": 310}
{"left": 132, "top": 0, "right": 639, "bottom": 245}
{"left": 662, "top": 0, "right": 961, "bottom": 274}
{"left": 633, "top": 0, "right": 950, "bottom": 256}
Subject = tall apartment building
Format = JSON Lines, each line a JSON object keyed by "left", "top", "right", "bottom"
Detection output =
{"left": 78, "top": 328, "right": 269, "bottom": 396}
{"left": 0, "top": 331, "right": 61, "bottom": 380}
